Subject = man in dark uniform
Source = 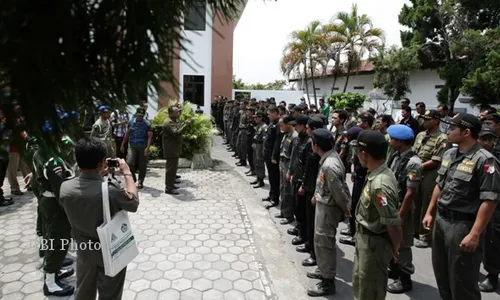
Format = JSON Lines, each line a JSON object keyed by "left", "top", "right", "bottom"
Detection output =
{"left": 236, "top": 101, "right": 249, "bottom": 166}
{"left": 230, "top": 101, "right": 241, "bottom": 155}
{"left": 353, "top": 130, "right": 402, "bottom": 300}
{"left": 250, "top": 112, "right": 267, "bottom": 188}
{"left": 244, "top": 107, "right": 256, "bottom": 174}
{"left": 386, "top": 124, "right": 423, "bottom": 293}
{"left": 477, "top": 124, "right": 500, "bottom": 292}
{"left": 263, "top": 107, "right": 281, "bottom": 208}
{"left": 32, "top": 132, "right": 75, "bottom": 296}
{"left": 277, "top": 116, "right": 298, "bottom": 224}
{"left": 339, "top": 126, "right": 366, "bottom": 246}
{"left": 296, "top": 117, "right": 324, "bottom": 267}
{"left": 422, "top": 113, "right": 500, "bottom": 300}
{"left": 287, "top": 115, "right": 311, "bottom": 246}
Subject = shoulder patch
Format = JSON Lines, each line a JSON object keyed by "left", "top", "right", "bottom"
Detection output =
{"left": 484, "top": 164, "right": 495, "bottom": 174}
{"left": 376, "top": 194, "right": 388, "bottom": 207}
{"left": 440, "top": 142, "right": 447, "bottom": 149}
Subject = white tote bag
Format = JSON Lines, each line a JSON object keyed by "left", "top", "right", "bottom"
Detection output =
{"left": 97, "top": 182, "right": 139, "bottom": 277}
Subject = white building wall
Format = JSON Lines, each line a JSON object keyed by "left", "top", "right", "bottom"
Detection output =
{"left": 294, "top": 69, "right": 474, "bottom": 113}
{"left": 179, "top": 5, "right": 213, "bottom": 115}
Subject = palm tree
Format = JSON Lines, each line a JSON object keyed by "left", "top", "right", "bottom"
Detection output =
{"left": 328, "top": 4, "right": 385, "bottom": 93}
{"left": 281, "top": 21, "right": 326, "bottom": 106}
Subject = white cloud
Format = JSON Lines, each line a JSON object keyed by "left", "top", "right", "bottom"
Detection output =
{"left": 233, "top": 0, "right": 409, "bottom": 84}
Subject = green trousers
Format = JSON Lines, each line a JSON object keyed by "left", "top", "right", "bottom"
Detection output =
{"left": 353, "top": 229, "right": 393, "bottom": 300}
{"left": 396, "top": 207, "right": 415, "bottom": 275}
{"left": 414, "top": 170, "right": 437, "bottom": 242}
{"left": 432, "top": 214, "right": 481, "bottom": 300}
{"left": 39, "top": 196, "right": 71, "bottom": 273}
{"left": 165, "top": 156, "right": 179, "bottom": 191}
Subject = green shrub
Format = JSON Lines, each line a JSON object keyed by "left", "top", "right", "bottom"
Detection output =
{"left": 328, "top": 92, "right": 369, "bottom": 111}
{"left": 148, "top": 145, "right": 161, "bottom": 160}
{"left": 151, "top": 100, "right": 214, "bottom": 159}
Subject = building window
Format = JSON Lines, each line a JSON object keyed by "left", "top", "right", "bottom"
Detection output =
{"left": 353, "top": 86, "right": 365, "bottom": 90}
{"left": 332, "top": 87, "right": 339, "bottom": 91}
{"left": 435, "top": 84, "right": 445, "bottom": 89}
{"left": 184, "top": 5, "right": 206, "bottom": 31}
{"left": 315, "top": 88, "right": 320, "bottom": 91}
{"left": 183, "top": 75, "right": 204, "bottom": 106}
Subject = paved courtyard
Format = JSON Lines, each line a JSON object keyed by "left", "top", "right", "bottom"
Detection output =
{"left": 0, "top": 136, "right": 498, "bottom": 299}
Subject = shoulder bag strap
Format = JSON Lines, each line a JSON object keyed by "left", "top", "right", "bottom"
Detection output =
{"left": 101, "top": 182, "right": 111, "bottom": 224}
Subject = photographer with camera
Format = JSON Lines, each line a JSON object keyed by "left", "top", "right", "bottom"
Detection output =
{"left": 59, "top": 137, "right": 139, "bottom": 300}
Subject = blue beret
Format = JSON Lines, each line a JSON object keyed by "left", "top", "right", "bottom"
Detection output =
{"left": 387, "top": 124, "right": 414, "bottom": 141}
{"left": 346, "top": 126, "right": 363, "bottom": 140}
{"left": 99, "top": 105, "right": 110, "bottom": 112}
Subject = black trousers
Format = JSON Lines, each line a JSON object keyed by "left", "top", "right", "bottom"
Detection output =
{"left": 247, "top": 138, "right": 254, "bottom": 171}
{"left": 349, "top": 177, "right": 365, "bottom": 235}
{"left": 265, "top": 156, "right": 280, "bottom": 202}
{"left": 305, "top": 190, "right": 316, "bottom": 258}
{"left": 114, "top": 136, "right": 127, "bottom": 159}
{"left": 0, "top": 158, "right": 8, "bottom": 198}
{"left": 293, "top": 181, "right": 307, "bottom": 239}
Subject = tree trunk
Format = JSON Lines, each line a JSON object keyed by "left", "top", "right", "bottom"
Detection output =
{"left": 303, "top": 64, "right": 311, "bottom": 107}
{"left": 343, "top": 72, "right": 350, "bottom": 93}
{"left": 343, "top": 51, "right": 353, "bottom": 93}
{"left": 330, "top": 74, "right": 338, "bottom": 95}
{"left": 309, "top": 53, "right": 318, "bottom": 106}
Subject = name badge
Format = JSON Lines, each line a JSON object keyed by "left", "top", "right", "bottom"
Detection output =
{"left": 457, "top": 163, "right": 473, "bottom": 174}
{"left": 441, "top": 160, "right": 449, "bottom": 167}
{"left": 362, "top": 185, "right": 370, "bottom": 201}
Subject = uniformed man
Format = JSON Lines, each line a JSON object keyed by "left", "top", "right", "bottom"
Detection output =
{"left": 245, "top": 107, "right": 256, "bottom": 174}
{"left": 59, "top": 138, "right": 139, "bottom": 300}
{"left": 162, "top": 106, "right": 190, "bottom": 195}
{"left": 287, "top": 115, "right": 312, "bottom": 246}
{"left": 331, "top": 110, "right": 348, "bottom": 168}
{"left": 296, "top": 117, "right": 324, "bottom": 267}
{"left": 339, "top": 126, "right": 366, "bottom": 247}
{"left": 90, "top": 105, "right": 114, "bottom": 157}
{"left": 223, "top": 100, "right": 233, "bottom": 144}
{"left": 230, "top": 101, "right": 240, "bottom": 155}
{"left": 481, "top": 113, "right": 500, "bottom": 158}
{"left": 422, "top": 113, "right": 500, "bottom": 300}
{"left": 276, "top": 116, "right": 298, "bottom": 224}
{"left": 263, "top": 107, "right": 281, "bottom": 209}
{"left": 386, "top": 124, "right": 423, "bottom": 293}
{"left": 306, "top": 128, "right": 351, "bottom": 297}
{"left": 353, "top": 130, "right": 402, "bottom": 300}
{"left": 236, "top": 101, "right": 249, "bottom": 166}
{"left": 413, "top": 109, "right": 449, "bottom": 248}
{"left": 476, "top": 124, "right": 500, "bottom": 292}
{"left": 31, "top": 133, "right": 75, "bottom": 296}
{"left": 250, "top": 112, "right": 267, "bottom": 188}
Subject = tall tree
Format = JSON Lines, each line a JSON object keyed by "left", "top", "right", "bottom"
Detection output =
{"left": 328, "top": 4, "right": 385, "bottom": 93}
{"left": 281, "top": 21, "right": 325, "bottom": 106}
{"left": 0, "top": 0, "right": 247, "bottom": 149}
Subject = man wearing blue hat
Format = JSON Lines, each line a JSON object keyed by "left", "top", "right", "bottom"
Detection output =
{"left": 90, "top": 105, "right": 114, "bottom": 157}
{"left": 386, "top": 125, "right": 423, "bottom": 293}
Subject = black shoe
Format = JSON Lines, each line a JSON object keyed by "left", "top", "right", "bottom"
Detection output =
{"left": 236, "top": 162, "right": 247, "bottom": 167}
{"left": 11, "top": 190, "right": 23, "bottom": 196}
{"left": 56, "top": 268, "right": 75, "bottom": 280}
{"left": 61, "top": 258, "right": 73, "bottom": 267}
{"left": 296, "top": 244, "right": 310, "bottom": 253}
{"left": 250, "top": 179, "right": 259, "bottom": 185}
{"left": 0, "top": 198, "right": 14, "bottom": 206}
{"left": 174, "top": 179, "right": 181, "bottom": 184}
{"left": 387, "top": 275, "right": 412, "bottom": 294}
{"left": 173, "top": 185, "right": 180, "bottom": 189}
{"left": 274, "top": 213, "right": 284, "bottom": 218}
{"left": 137, "top": 182, "right": 144, "bottom": 189}
{"left": 247, "top": 172, "right": 256, "bottom": 176}
{"left": 339, "top": 236, "right": 356, "bottom": 246}
{"left": 292, "top": 236, "right": 305, "bottom": 245}
{"left": 302, "top": 257, "right": 317, "bottom": 267}
{"left": 280, "top": 218, "right": 294, "bottom": 225}
{"left": 415, "top": 240, "right": 430, "bottom": 248}
{"left": 307, "top": 279, "right": 335, "bottom": 297}
{"left": 245, "top": 170, "right": 252, "bottom": 175}
{"left": 479, "top": 273, "right": 499, "bottom": 292}
{"left": 232, "top": 154, "right": 238, "bottom": 158}
{"left": 165, "top": 189, "right": 179, "bottom": 195}
{"left": 287, "top": 227, "right": 299, "bottom": 236}
{"left": 262, "top": 197, "right": 271, "bottom": 202}
{"left": 307, "top": 269, "right": 324, "bottom": 280}
{"left": 253, "top": 181, "right": 264, "bottom": 188}
{"left": 340, "top": 228, "right": 352, "bottom": 236}
{"left": 43, "top": 279, "right": 75, "bottom": 296}
{"left": 176, "top": 175, "right": 181, "bottom": 179}
{"left": 265, "top": 202, "right": 278, "bottom": 209}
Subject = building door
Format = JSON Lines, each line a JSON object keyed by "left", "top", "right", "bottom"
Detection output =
{"left": 183, "top": 75, "right": 205, "bottom": 107}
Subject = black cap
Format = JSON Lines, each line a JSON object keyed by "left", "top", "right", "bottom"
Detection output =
{"left": 357, "top": 130, "right": 388, "bottom": 156}
{"left": 136, "top": 108, "right": 146, "bottom": 115}
{"left": 359, "top": 112, "right": 374, "bottom": 124}
{"left": 312, "top": 128, "right": 334, "bottom": 150}
{"left": 295, "top": 115, "right": 309, "bottom": 126}
{"left": 479, "top": 125, "right": 497, "bottom": 138}
{"left": 346, "top": 126, "right": 363, "bottom": 140}
{"left": 283, "top": 116, "right": 296, "bottom": 125}
{"left": 293, "top": 106, "right": 302, "bottom": 112}
{"left": 307, "top": 117, "right": 324, "bottom": 130}
{"left": 419, "top": 109, "right": 440, "bottom": 119}
{"left": 314, "top": 113, "right": 328, "bottom": 122}
{"left": 444, "top": 113, "right": 482, "bottom": 134}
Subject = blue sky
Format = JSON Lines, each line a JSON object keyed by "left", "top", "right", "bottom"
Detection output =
{"left": 233, "top": 0, "right": 409, "bottom": 84}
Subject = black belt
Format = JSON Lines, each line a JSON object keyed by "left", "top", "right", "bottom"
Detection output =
{"left": 253, "top": 141, "right": 263, "bottom": 144}
{"left": 438, "top": 205, "right": 475, "bottom": 222}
